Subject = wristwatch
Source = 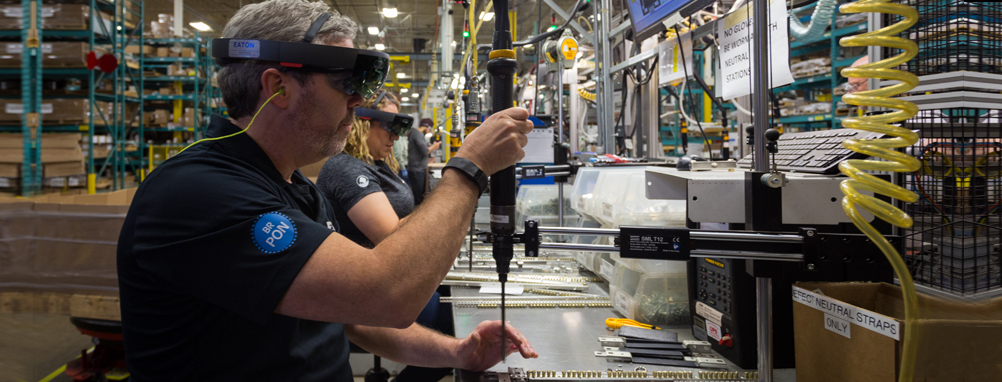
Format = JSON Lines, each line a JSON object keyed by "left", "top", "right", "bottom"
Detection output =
{"left": 444, "top": 157, "right": 488, "bottom": 197}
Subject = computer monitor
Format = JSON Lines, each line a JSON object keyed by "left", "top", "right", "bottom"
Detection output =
{"left": 627, "top": 0, "right": 713, "bottom": 41}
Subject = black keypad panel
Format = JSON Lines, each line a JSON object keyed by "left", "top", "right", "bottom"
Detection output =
{"left": 698, "top": 261, "right": 731, "bottom": 314}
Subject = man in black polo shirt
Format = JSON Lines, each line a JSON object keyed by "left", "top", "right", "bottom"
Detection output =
{"left": 116, "top": 0, "right": 537, "bottom": 380}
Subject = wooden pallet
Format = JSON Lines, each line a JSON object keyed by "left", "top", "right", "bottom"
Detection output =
{"left": 0, "top": 291, "right": 120, "bottom": 321}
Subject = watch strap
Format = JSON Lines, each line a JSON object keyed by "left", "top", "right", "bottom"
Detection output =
{"left": 444, "top": 157, "right": 487, "bottom": 197}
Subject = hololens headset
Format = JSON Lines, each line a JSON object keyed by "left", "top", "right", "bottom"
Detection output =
{"left": 212, "top": 13, "right": 390, "bottom": 99}
{"left": 355, "top": 91, "right": 413, "bottom": 137}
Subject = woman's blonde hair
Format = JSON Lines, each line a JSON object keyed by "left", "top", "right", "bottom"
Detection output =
{"left": 343, "top": 90, "right": 402, "bottom": 171}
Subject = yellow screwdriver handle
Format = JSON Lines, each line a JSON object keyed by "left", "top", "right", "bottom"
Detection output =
{"left": 605, "top": 318, "right": 659, "bottom": 330}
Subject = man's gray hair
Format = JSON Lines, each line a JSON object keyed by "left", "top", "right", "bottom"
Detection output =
{"left": 218, "top": 0, "right": 358, "bottom": 119}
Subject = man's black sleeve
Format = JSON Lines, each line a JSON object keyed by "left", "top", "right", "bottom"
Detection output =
{"left": 127, "top": 158, "right": 335, "bottom": 326}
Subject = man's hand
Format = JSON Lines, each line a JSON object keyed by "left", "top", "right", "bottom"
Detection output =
{"left": 429, "top": 141, "right": 442, "bottom": 152}
{"left": 455, "top": 108, "right": 533, "bottom": 175}
{"left": 454, "top": 320, "right": 538, "bottom": 372}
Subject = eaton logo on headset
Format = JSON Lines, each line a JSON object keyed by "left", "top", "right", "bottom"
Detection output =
{"left": 229, "top": 39, "right": 260, "bottom": 59}
{"left": 252, "top": 212, "right": 297, "bottom": 253}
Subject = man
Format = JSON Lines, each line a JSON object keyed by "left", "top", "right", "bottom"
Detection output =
{"left": 407, "top": 119, "right": 441, "bottom": 205}
{"left": 116, "top": 0, "right": 537, "bottom": 380}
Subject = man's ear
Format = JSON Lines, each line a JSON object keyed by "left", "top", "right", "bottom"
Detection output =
{"left": 260, "top": 68, "right": 293, "bottom": 110}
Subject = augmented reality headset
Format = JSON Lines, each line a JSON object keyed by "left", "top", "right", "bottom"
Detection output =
{"left": 212, "top": 13, "right": 390, "bottom": 99}
{"left": 355, "top": 91, "right": 413, "bottom": 137}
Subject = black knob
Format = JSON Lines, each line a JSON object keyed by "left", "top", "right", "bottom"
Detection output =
{"left": 765, "top": 128, "right": 781, "bottom": 142}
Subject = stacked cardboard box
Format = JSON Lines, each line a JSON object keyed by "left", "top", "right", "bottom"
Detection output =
{"left": 0, "top": 133, "right": 85, "bottom": 179}
{"left": 0, "top": 42, "right": 108, "bottom": 67}
{"left": 125, "top": 45, "right": 155, "bottom": 56}
{"left": 0, "top": 4, "right": 113, "bottom": 31}
{"left": 0, "top": 188, "right": 136, "bottom": 295}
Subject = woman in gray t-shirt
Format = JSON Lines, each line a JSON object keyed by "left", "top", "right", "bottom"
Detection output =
{"left": 317, "top": 91, "right": 452, "bottom": 382}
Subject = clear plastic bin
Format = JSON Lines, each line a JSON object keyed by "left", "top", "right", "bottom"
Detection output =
{"left": 609, "top": 259, "right": 691, "bottom": 326}
{"left": 514, "top": 184, "right": 576, "bottom": 228}
{"left": 577, "top": 167, "right": 686, "bottom": 228}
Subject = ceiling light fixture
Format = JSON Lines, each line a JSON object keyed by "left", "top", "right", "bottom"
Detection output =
{"left": 189, "top": 22, "right": 212, "bottom": 32}
{"left": 401, "top": 97, "right": 410, "bottom": 101}
{"left": 374, "top": 43, "right": 386, "bottom": 50}
{"left": 382, "top": 7, "right": 398, "bottom": 18}
{"left": 480, "top": 12, "right": 494, "bottom": 21}
{"left": 368, "top": 26, "right": 379, "bottom": 35}
{"left": 397, "top": 72, "right": 407, "bottom": 78}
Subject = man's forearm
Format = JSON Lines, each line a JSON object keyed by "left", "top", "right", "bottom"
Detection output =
{"left": 346, "top": 324, "right": 460, "bottom": 368}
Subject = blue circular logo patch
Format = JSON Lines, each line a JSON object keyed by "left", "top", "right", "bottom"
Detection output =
{"left": 252, "top": 212, "right": 297, "bottom": 253}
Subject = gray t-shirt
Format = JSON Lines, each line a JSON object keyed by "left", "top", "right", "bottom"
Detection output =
{"left": 317, "top": 153, "right": 414, "bottom": 248}
{"left": 406, "top": 128, "right": 428, "bottom": 173}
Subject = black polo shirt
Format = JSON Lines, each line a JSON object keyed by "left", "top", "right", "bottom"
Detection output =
{"left": 117, "top": 115, "right": 351, "bottom": 381}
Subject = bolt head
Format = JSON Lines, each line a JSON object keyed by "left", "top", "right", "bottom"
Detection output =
{"left": 807, "top": 230, "right": 815, "bottom": 237}
{"left": 808, "top": 263, "right": 815, "bottom": 270}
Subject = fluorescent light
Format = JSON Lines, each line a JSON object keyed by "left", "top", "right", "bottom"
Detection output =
{"left": 451, "top": 40, "right": 457, "bottom": 47}
{"left": 382, "top": 7, "right": 398, "bottom": 17}
{"left": 397, "top": 72, "right": 407, "bottom": 78}
{"left": 374, "top": 43, "right": 386, "bottom": 50}
{"left": 189, "top": 22, "right": 212, "bottom": 32}
{"left": 400, "top": 88, "right": 408, "bottom": 94}
{"left": 480, "top": 12, "right": 494, "bottom": 21}
{"left": 368, "top": 26, "right": 379, "bottom": 35}
{"left": 402, "top": 97, "right": 410, "bottom": 101}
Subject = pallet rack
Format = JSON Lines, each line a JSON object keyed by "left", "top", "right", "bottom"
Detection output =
{"left": 0, "top": 0, "right": 142, "bottom": 196}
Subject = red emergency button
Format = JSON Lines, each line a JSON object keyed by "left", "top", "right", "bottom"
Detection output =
{"left": 718, "top": 334, "right": 733, "bottom": 348}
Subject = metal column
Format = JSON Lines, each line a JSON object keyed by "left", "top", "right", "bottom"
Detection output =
{"left": 441, "top": 0, "right": 454, "bottom": 75}
{"left": 751, "top": 0, "right": 774, "bottom": 380}
{"left": 595, "top": 0, "right": 614, "bottom": 154}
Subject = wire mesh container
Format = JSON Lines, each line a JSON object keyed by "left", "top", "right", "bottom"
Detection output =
{"left": 885, "top": 0, "right": 1002, "bottom": 76}
{"left": 903, "top": 108, "right": 1001, "bottom": 296}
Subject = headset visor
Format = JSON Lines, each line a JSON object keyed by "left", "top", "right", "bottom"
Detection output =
{"left": 213, "top": 38, "right": 390, "bottom": 98}
{"left": 355, "top": 107, "right": 413, "bottom": 137}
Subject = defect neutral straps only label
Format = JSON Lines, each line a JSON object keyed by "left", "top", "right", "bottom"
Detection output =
{"left": 792, "top": 286, "right": 899, "bottom": 341}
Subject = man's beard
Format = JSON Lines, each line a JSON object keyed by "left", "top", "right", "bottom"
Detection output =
{"left": 294, "top": 86, "right": 354, "bottom": 157}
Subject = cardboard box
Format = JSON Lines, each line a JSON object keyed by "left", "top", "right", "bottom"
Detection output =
{"left": 125, "top": 45, "right": 154, "bottom": 56}
{"left": 0, "top": 5, "right": 110, "bottom": 30}
{"left": 0, "top": 42, "right": 107, "bottom": 68}
{"left": 0, "top": 162, "right": 18, "bottom": 177}
{"left": 0, "top": 188, "right": 137, "bottom": 294}
{"left": 43, "top": 161, "right": 85, "bottom": 178}
{"left": 0, "top": 133, "right": 84, "bottom": 164}
{"left": 180, "top": 47, "right": 194, "bottom": 57}
{"left": 152, "top": 109, "right": 169, "bottom": 126}
{"left": 155, "top": 47, "right": 169, "bottom": 57}
{"left": 792, "top": 282, "right": 1002, "bottom": 382}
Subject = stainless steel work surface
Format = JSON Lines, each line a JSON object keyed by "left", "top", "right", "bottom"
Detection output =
{"left": 449, "top": 277, "right": 795, "bottom": 381}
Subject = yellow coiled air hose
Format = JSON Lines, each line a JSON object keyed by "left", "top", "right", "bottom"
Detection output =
{"left": 837, "top": 0, "right": 921, "bottom": 381}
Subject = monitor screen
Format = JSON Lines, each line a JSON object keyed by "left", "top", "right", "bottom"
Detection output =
{"left": 628, "top": 0, "right": 692, "bottom": 41}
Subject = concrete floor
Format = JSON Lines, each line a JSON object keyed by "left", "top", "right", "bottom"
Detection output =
{"left": 0, "top": 313, "right": 92, "bottom": 382}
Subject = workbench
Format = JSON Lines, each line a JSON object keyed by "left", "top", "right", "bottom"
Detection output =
{"left": 449, "top": 271, "right": 796, "bottom": 381}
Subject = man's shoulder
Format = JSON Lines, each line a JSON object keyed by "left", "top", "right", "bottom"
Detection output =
{"left": 137, "top": 148, "right": 275, "bottom": 204}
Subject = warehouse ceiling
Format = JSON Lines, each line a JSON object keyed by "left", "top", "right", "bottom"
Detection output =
{"left": 143, "top": 0, "right": 587, "bottom": 53}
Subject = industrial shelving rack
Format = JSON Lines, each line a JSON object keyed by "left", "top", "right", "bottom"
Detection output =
{"left": 0, "top": 0, "right": 142, "bottom": 196}
{"left": 141, "top": 34, "right": 211, "bottom": 173}
{"left": 776, "top": 0, "right": 868, "bottom": 131}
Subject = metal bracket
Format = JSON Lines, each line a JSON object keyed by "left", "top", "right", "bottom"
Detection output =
{"left": 598, "top": 336, "right": 626, "bottom": 347}
{"left": 542, "top": 0, "right": 595, "bottom": 44}
{"left": 594, "top": 350, "right": 632, "bottom": 362}
{"left": 686, "top": 356, "right": 727, "bottom": 368}
{"left": 682, "top": 340, "right": 712, "bottom": 353}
